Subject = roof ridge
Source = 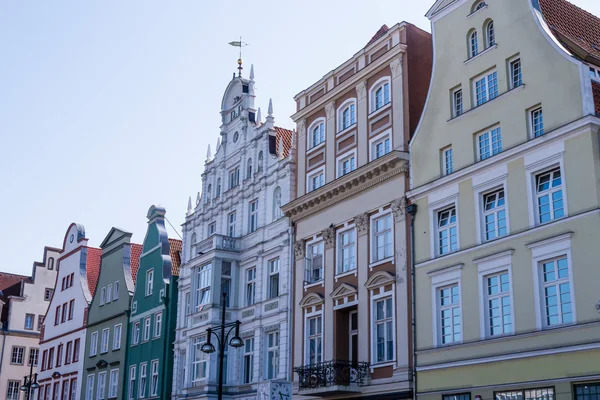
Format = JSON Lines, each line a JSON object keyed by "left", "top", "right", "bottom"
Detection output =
{"left": 366, "top": 24, "right": 390, "bottom": 48}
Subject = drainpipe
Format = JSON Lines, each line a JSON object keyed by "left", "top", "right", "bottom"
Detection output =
{"left": 0, "top": 322, "right": 7, "bottom": 376}
{"left": 287, "top": 222, "right": 295, "bottom": 381}
{"left": 406, "top": 204, "right": 418, "bottom": 400}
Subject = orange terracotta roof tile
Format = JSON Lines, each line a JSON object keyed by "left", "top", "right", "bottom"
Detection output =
{"left": 85, "top": 247, "right": 102, "bottom": 296}
{"left": 0, "top": 272, "right": 28, "bottom": 292}
{"left": 539, "top": 0, "right": 600, "bottom": 60}
{"left": 366, "top": 24, "right": 389, "bottom": 48}
{"left": 168, "top": 239, "right": 182, "bottom": 277}
{"left": 274, "top": 126, "right": 293, "bottom": 158}
{"left": 592, "top": 81, "right": 600, "bottom": 115}
{"left": 130, "top": 243, "right": 143, "bottom": 282}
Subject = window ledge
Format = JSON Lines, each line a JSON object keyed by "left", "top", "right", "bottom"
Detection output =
{"left": 307, "top": 141, "right": 326, "bottom": 155}
{"left": 368, "top": 102, "right": 392, "bottom": 119}
{"left": 336, "top": 124, "right": 357, "bottom": 137}
{"left": 335, "top": 270, "right": 357, "bottom": 281}
{"left": 447, "top": 84, "right": 526, "bottom": 123}
{"left": 369, "top": 257, "right": 395, "bottom": 270}
{"left": 370, "top": 361, "right": 396, "bottom": 372}
{"left": 304, "top": 281, "right": 324, "bottom": 291}
{"left": 467, "top": 3, "right": 488, "bottom": 18}
{"left": 464, "top": 44, "right": 497, "bottom": 65}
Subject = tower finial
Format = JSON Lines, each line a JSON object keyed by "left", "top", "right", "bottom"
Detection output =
{"left": 250, "top": 64, "right": 255, "bottom": 81}
{"left": 206, "top": 144, "right": 212, "bottom": 161}
{"left": 187, "top": 196, "right": 192, "bottom": 214}
{"left": 216, "top": 137, "right": 221, "bottom": 151}
{"left": 257, "top": 107, "right": 262, "bottom": 124}
{"left": 229, "top": 38, "right": 249, "bottom": 78}
{"left": 268, "top": 98, "right": 273, "bottom": 116}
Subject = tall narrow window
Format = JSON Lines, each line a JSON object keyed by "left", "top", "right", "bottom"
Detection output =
{"left": 192, "top": 337, "right": 208, "bottom": 382}
{"left": 109, "top": 369, "right": 119, "bottom": 399}
{"left": 541, "top": 256, "right": 572, "bottom": 326}
{"left": 146, "top": 269, "right": 154, "bottom": 296}
{"left": 310, "top": 122, "right": 325, "bottom": 149}
{"left": 86, "top": 375, "right": 95, "bottom": 400}
{"left": 469, "top": 30, "right": 478, "bottom": 58}
{"left": 272, "top": 186, "right": 282, "bottom": 220}
{"left": 337, "top": 229, "right": 356, "bottom": 274}
{"left": 257, "top": 151, "right": 263, "bottom": 172}
{"left": 228, "top": 212, "right": 236, "bottom": 237}
{"left": 62, "top": 380, "right": 69, "bottom": 400}
{"left": 56, "top": 344, "right": 63, "bottom": 367}
{"left": 243, "top": 338, "right": 254, "bottom": 384}
{"left": 453, "top": 88, "right": 463, "bottom": 117}
{"left": 372, "top": 214, "right": 393, "bottom": 262}
{"left": 483, "top": 189, "right": 507, "bottom": 240}
{"left": 477, "top": 127, "right": 502, "bottom": 160}
{"left": 97, "top": 371, "right": 106, "bottom": 400}
{"left": 101, "top": 328, "right": 109, "bottom": 354}
{"left": 48, "top": 257, "right": 54, "bottom": 270}
{"left": 373, "top": 82, "right": 391, "bottom": 111}
{"left": 28, "top": 348, "right": 39, "bottom": 367}
{"left": 221, "top": 262, "right": 232, "bottom": 308}
{"left": 248, "top": 200, "right": 258, "bottom": 233}
{"left": 531, "top": 107, "right": 544, "bottom": 137}
{"left": 306, "top": 242, "right": 324, "bottom": 284}
{"left": 107, "top": 284, "right": 112, "bottom": 303}
{"left": 246, "top": 158, "right": 253, "bottom": 179}
{"left": 486, "top": 20, "right": 495, "bottom": 47}
{"left": 73, "top": 338, "right": 80, "bottom": 362}
{"left": 229, "top": 167, "right": 240, "bottom": 189}
{"left": 132, "top": 322, "right": 140, "bottom": 345}
{"left": 437, "top": 207, "right": 458, "bottom": 255}
{"left": 11, "top": 346, "right": 24, "bottom": 364}
{"left": 341, "top": 103, "right": 356, "bottom": 130}
{"left": 485, "top": 271, "right": 512, "bottom": 336}
{"left": 205, "top": 184, "right": 212, "bottom": 204}
{"left": 90, "top": 332, "right": 98, "bottom": 356}
{"left": 154, "top": 312, "right": 162, "bottom": 338}
{"left": 374, "top": 297, "right": 394, "bottom": 362}
{"left": 510, "top": 58, "right": 522, "bottom": 88}
{"left": 307, "top": 315, "right": 323, "bottom": 364}
{"left": 150, "top": 360, "right": 159, "bottom": 396}
{"left": 443, "top": 147, "right": 453, "bottom": 175}
{"left": 216, "top": 178, "right": 221, "bottom": 197}
{"left": 128, "top": 366, "right": 136, "bottom": 400}
{"left": 266, "top": 331, "right": 279, "bottom": 379}
{"left": 438, "top": 284, "right": 461, "bottom": 344}
{"left": 113, "top": 281, "right": 119, "bottom": 301}
{"left": 268, "top": 258, "right": 280, "bottom": 299}
{"left": 6, "top": 381, "right": 20, "bottom": 400}
{"left": 246, "top": 267, "right": 256, "bottom": 306}
{"left": 25, "top": 314, "right": 34, "bottom": 330}
{"left": 139, "top": 363, "right": 147, "bottom": 398}
{"left": 535, "top": 168, "right": 564, "bottom": 224}
{"left": 195, "top": 263, "right": 211, "bottom": 309}
{"left": 143, "top": 317, "right": 151, "bottom": 342}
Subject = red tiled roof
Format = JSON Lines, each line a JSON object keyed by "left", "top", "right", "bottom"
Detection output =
{"left": 366, "top": 25, "right": 389, "bottom": 48}
{"left": 130, "top": 243, "right": 143, "bottom": 282}
{"left": 593, "top": 81, "right": 600, "bottom": 115}
{"left": 274, "top": 126, "right": 293, "bottom": 158}
{"left": 168, "top": 239, "right": 182, "bottom": 277}
{"left": 0, "top": 272, "right": 28, "bottom": 292}
{"left": 85, "top": 247, "right": 102, "bottom": 296}
{"left": 539, "top": 0, "right": 600, "bottom": 60}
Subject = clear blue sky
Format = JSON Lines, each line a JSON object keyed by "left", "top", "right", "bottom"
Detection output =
{"left": 1, "top": 0, "right": 598, "bottom": 275}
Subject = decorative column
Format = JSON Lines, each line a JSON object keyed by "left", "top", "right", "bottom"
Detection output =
{"left": 296, "top": 119, "right": 307, "bottom": 195}
{"left": 390, "top": 57, "right": 405, "bottom": 151}
{"left": 322, "top": 226, "right": 336, "bottom": 360}
{"left": 354, "top": 213, "right": 370, "bottom": 363}
{"left": 325, "top": 102, "right": 336, "bottom": 183}
{"left": 293, "top": 240, "right": 306, "bottom": 372}
{"left": 355, "top": 80, "right": 368, "bottom": 166}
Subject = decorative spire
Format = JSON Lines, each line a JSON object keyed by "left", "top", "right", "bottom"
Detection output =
{"left": 257, "top": 107, "right": 262, "bottom": 124}
{"left": 187, "top": 196, "right": 192, "bottom": 214}
{"left": 216, "top": 137, "right": 221, "bottom": 151}
{"left": 206, "top": 144, "right": 212, "bottom": 161}
{"left": 250, "top": 64, "right": 255, "bottom": 81}
{"left": 268, "top": 98, "right": 273, "bottom": 116}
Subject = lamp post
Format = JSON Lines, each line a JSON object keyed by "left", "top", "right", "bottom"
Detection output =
{"left": 201, "top": 291, "right": 243, "bottom": 400}
{"left": 20, "top": 356, "right": 40, "bottom": 400}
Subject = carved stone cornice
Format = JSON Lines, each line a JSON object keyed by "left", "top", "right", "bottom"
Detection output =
{"left": 325, "top": 101, "right": 336, "bottom": 120}
{"left": 391, "top": 197, "right": 407, "bottom": 221}
{"left": 322, "top": 227, "right": 336, "bottom": 249}
{"left": 282, "top": 151, "right": 409, "bottom": 221}
{"left": 294, "top": 240, "right": 306, "bottom": 258}
{"left": 355, "top": 213, "right": 369, "bottom": 236}
{"left": 356, "top": 80, "right": 367, "bottom": 101}
{"left": 297, "top": 119, "right": 306, "bottom": 138}
{"left": 390, "top": 57, "right": 403, "bottom": 78}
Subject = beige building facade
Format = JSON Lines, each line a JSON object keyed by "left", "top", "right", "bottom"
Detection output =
{"left": 408, "top": 1, "right": 600, "bottom": 400}
{"left": 283, "top": 23, "right": 432, "bottom": 400}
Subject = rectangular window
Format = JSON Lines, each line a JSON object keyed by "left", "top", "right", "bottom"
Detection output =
{"left": 146, "top": 269, "right": 153, "bottom": 296}
{"left": 41, "top": 350, "right": 47, "bottom": 371}
{"left": 195, "top": 263, "right": 212, "bottom": 310}
{"left": 100, "top": 287, "right": 106, "bottom": 305}
{"left": 71, "top": 378, "right": 78, "bottom": 400}
{"left": 68, "top": 299, "right": 74, "bottom": 320}
{"left": 208, "top": 222, "right": 216, "bottom": 236}
{"left": 6, "top": 381, "right": 20, "bottom": 400}
{"left": 485, "top": 271, "right": 513, "bottom": 336}
{"left": 306, "top": 241, "right": 324, "bottom": 284}
{"left": 45, "top": 288, "right": 53, "bottom": 301}
{"left": 109, "top": 369, "right": 119, "bottom": 398}
{"left": 73, "top": 338, "right": 80, "bottom": 362}
{"left": 85, "top": 375, "right": 94, "bottom": 400}
{"left": 65, "top": 341, "right": 72, "bottom": 365}
{"left": 154, "top": 313, "right": 162, "bottom": 338}
{"left": 228, "top": 212, "right": 236, "bottom": 237}
{"left": 310, "top": 122, "right": 325, "bottom": 149}
{"left": 443, "top": 147, "right": 453, "bottom": 175}
{"left": 248, "top": 200, "right": 258, "bottom": 233}
{"left": 25, "top": 313, "right": 34, "bottom": 330}
{"left": 62, "top": 380, "right": 69, "bottom": 400}
{"left": 150, "top": 360, "right": 159, "bottom": 396}
{"left": 243, "top": 338, "right": 254, "bottom": 383}
{"left": 535, "top": 168, "right": 564, "bottom": 224}
{"left": 482, "top": 189, "right": 507, "bottom": 241}
{"left": 337, "top": 229, "right": 356, "bottom": 274}
{"left": 113, "top": 324, "right": 122, "bottom": 350}
{"left": 453, "top": 88, "right": 463, "bottom": 117}
{"left": 143, "top": 317, "right": 151, "bottom": 341}
{"left": 29, "top": 348, "right": 39, "bottom": 366}
{"left": 496, "top": 387, "right": 554, "bottom": 400}
{"left": 341, "top": 103, "right": 356, "bottom": 130}
{"left": 374, "top": 297, "right": 394, "bottom": 363}
{"left": 113, "top": 281, "right": 119, "bottom": 301}
{"left": 221, "top": 262, "right": 232, "bottom": 308}
{"left": 540, "top": 256, "right": 572, "bottom": 326}
{"left": 307, "top": 315, "right": 322, "bottom": 364}
{"left": 474, "top": 71, "right": 498, "bottom": 106}
{"left": 246, "top": 267, "right": 256, "bottom": 306}
{"left": 192, "top": 337, "right": 208, "bottom": 382}
{"left": 372, "top": 214, "right": 393, "bottom": 262}
{"left": 531, "top": 107, "right": 544, "bottom": 137}
{"left": 374, "top": 82, "right": 390, "bottom": 110}
{"left": 101, "top": 328, "right": 110, "bottom": 354}
{"left": 56, "top": 344, "right": 63, "bottom": 367}
{"left": 574, "top": 383, "right": 600, "bottom": 400}
{"left": 307, "top": 169, "right": 325, "bottom": 192}
{"left": 266, "top": 331, "right": 279, "bottom": 379}
{"left": 132, "top": 322, "right": 140, "bottom": 345}
{"left": 11, "top": 346, "right": 24, "bottom": 364}
{"left": 477, "top": 127, "right": 502, "bottom": 160}
{"left": 61, "top": 302, "right": 67, "bottom": 323}
{"left": 53, "top": 382, "right": 59, "bottom": 400}
{"left": 48, "top": 347, "right": 54, "bottom": 369}
{"left": 510, "top": 58, "right": 522, "bottom": 88}
{"left": 372, "top": 136, "right": 391, "bottom": 160}
{"left": 229, "top": 167, "right": 240, "bottom": 189}
{"left": 338, "top": 152, "right": 356, "bottom": 177}
{"left": 139, "top": 363, "right": 147, "bottom": 398}
{"left": 438, "top": 284, "right": 461, "bottom": 344}
{"left": 268, "top": 258, "right": 280, "bottom": 299}
{"left": 97, "top": 371, "right": 106, "bottom": 400}
{"left": 55, "top": 305, "right": 60, "bottom": 325}
{"left": 107, "top": 284, "right": 112, "bottom": 303}
{"left": 443, "top": 394, "right": 470, "bottom": 400}
{"left": 128, "top": 366, "right": 136, "bottom": 400}
{"left": 437, "top": 207, "right": 458, "bottom": 255}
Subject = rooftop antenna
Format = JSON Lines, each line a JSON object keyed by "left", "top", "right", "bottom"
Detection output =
{"left": 229, "top": 37, "right": 249, "bottom": 77}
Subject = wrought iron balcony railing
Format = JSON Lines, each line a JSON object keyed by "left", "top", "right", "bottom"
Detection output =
{"left": 294, "top": 360, "right": 369, "bottom": 390}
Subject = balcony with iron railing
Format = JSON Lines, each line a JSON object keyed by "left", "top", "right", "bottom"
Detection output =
{"left": 194, "top": 234, "right": 240, "bottom": 256}
{"left": 294, "top": 360, "right": 370, "bottom": 395}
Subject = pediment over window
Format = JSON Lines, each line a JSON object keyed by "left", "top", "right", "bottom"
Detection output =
{"left": 365, "top": 271, "right": 395, "bottom": 290}
{"left": 299, "top": 292, "right": 324, "bottom": 308}
{"left": 330, "top": 283, "right": 357, "bottom": 300}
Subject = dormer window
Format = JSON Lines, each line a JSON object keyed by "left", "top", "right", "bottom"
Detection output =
{"left": 308, "top": 119, "right": 326, "bottom": 149}
{"left": 338, "top": 100, "right": 357, "bottom": 132}
{"left": 468, "top": 30, "right": 479, "bottom": 58}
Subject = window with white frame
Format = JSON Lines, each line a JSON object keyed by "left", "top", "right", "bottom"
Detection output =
{"left": 338, "top": 100, "right": 356, "bottom": 131}
{"left": 268, "top": 258, "right": 280, "bottom": 299}
{"left": 107, "top": 284, "right": 112, "bottom": 303}
{"left": 101, "top": 328, "right": 109, "bottom": 354}
{"left": 243, "top": 338, "right": 254, "bottom": 383}
{"left": 146, "top": 269, "right": 153, "bottom": 297}
{"left": 531, "top": 107, "right": 544, "bottom": 138}
{"left": 477, "top": 127, "right": 502, "bottom": 160}
{"left": 29, "top": 348, "right": 39, "bottom": 366}
{"left": 154, "top": 312, "right": 162, "bottom": 338}
{"left": 306, "top": 241, "right": 324, "bottom": 284}
{"left": 535, "top": 167, "right": 564, "bottom": 224}
{"left": 309, "top": 120, "right": 325, "bottom": 149}
{"left": 128, "top": 366, "right": 136, "bottom": 400}
{"left": 590, "top": 65, "right": 600, "bottom": 81}
{"left": 484, "top": 271, "right": 513, "bottom": 336}
{"left": 468, "top": 30, "right": 478, "bottom": 58}
{"left": 143, "top": 317, "right": 151, "bottom": 342}
{"left": 195, "top": 263, "right": 212, "bottom": 309}
{"left": 248, "top": 200, "right": 258, "bottom": 233}
{"left": 540, "top": 256, "right": 573, "bottom": 326}
{"left": 371, "top": 79, "right": 391, "bottom": 112}
{"left": 113, "top": 324, "right": 122, "bottom": 350}
{"left": 337, "top": 150, "right": 356, "bottom": 177}
{"left": 192, "top": 336, "right": 208, "bottom": 382}
{"left": 11, "top": 346, "right": 24, "bottom": 364}
{"left": 132, "top": 322, "right": 140, "bottom": 345}
{"left": 208, "top": 222, "right": 216, "bottom": 236}
{"left": 437, "top": 207, "right": 458, "bottom": 255}
{"left": 496, "top": 388, "right": 554, "bottom": 400}
{"left": 442, "top": 147, "right": 453, "bottom": 175}
{"left": 228, "top": 212, "right": 236, "bottom": 237}
{"left": 372, "top": 213, "right": 393, "bottom": 262}
{"left": 273, "top": 186, "right": 283, "bottom": 220}
{"left": 86, "top": 375, "right": 95, "bottom": 400}
{"left": 25, "top": 313, "right": 34, "bottom": 330}
{"left": 229, "top": 167, "right": 240, "bottom": 189}
{"left": 150, "top": 360, "right": 159, "bottom": 396}
{"left": 246, "top": 267, "right": 256, "bottom": 306}
{"left": 6, "top": 380, "right": 20, "bottom": 400}
{"left": 265, "top": 331, "right": 279, "bottom": 379}
{"left": 452, "top": 88, "right": 463, "bottom": 117}
{"left": 373, "top": 297, "right": 394, "bottom": 363}
{"left": 482, "top": 189, "right": 507, "bottom": 241}
{"left": 473, "top": 70, "right": 498, "bottom": 106}
{"left": 97, "top": 371, "right": 106, "bottom": 400}
{"left": 139, "top": 363, "right": 147, "bottom": 398}
{"left": 306, "top": 314, "right": 322, "bottom": 364}
{"left": 100, "top": 287, "right": 106, "bottom": 305}
{"left": 510, "top": 57, "right": 522, "bottom": 88}
{"left": 109, "top": 369, "right": 119, "bottom": 398}
{"left": 485, "top": 20, "right": 495, "bottom": 47}
{"left": 221, "top": 261, "right": 232, "bottom": 308}
{"left": 307, "top": 168, "right": 325, "bottom": 192}
{"left": 90, "top": 331, "right": 98, "bottom": 356}
{"left": 370, "top": 130, "right": 392, "bottom": 161}
{"left": 438, "top": 284, "right": 461, "bottom": 344}
{"left": 113, "top": 281, "right": 119, "bottom": 301}
{"left": 337, "top": 228, "right": 356, "bottom": 274}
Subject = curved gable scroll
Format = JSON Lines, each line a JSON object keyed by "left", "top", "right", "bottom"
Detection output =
{"left": 365, "top": 271, "right": 395, "bottom": 290}
{"left": 299, "top": 292, "right": 324, "bottom": 308}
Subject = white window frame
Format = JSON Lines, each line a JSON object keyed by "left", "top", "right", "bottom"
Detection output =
{"left": 337, "top": 98, "right": 357, "bottom": 133}
{"left": 476, "top": 126, "right": 502, "bottom": 161}
{"left": 113, "top": 324, "right": 122, "bottom": 350}
{"left": 86, "top": 374, "right": 95, "bottom": 400}
{"left": 371, "top": 292, "right": 396, "bottom": 365}
{"left": 208, "top": 221, "right": 216, "bottom": 236}
{"left": 245, "top": 267, "right": 256, "bottom": 306}
{"left": 228, "top": 212, "right": 236, "bottom": 237}
{"left": 195, "top": 263, "right": 212, "bottom": 309}
{"left": 100, "top": 287, "right": 106, "bottom": 306}
{"left": 509, "top": 56, "right": 522, "bottom": 89}
{"left": 370, "top": 210, "right": 394, "bottom": 266}
{"left": 485, "top": 20, "right": 495, "bottom": 48}
{"left": 336, "top": 149, "right": 357, "bottom": 178}
{"left": 106, "top": 284, "right": 112, "bottom": 304}
{"left": 154, "top": 312, "right": 162, "bottom": 339}
{"left": 248, "top": 199, "right": 258, "bottom": 233}
{"left": 369, "top": 129, "right": 392, "bottom": 161}
{"left": 146, "top": 269, "right": 153, "bottom": 297}
{"left": 336, "top": 225, "right": 357, "bottom": 276}
{"left": 113, "top": 281, "right": 119, "bottom": 301}
{"left": 101, "top": 328, "right": 109, "bottom": 354}
{"left": 150, "top": 360, "right": 159, "bottom": 396}
{"left": 370, "top": 77, "right": 391, "bottom": 113}
{"left": 228, "top": 166, "right": 240, "bottom": 189}
{"left": 468, "top": 30, "right": 478, "bottom": 58}
{"left": 143, "top": 317, "right": 151, "bottom": 342}
{"left": 242, "top": 337, "right": 254, "bottom": 384}
{"left": 307, "top": 118, "right": 326, "bottom": 152}
{"left": 90, "top": 331, "right": 98, "bottom": 356}
{"left": 11, "top": 346, "right": 24, "bottom": 365}
{"left": 268, "top": 258, "right": 280, "bottom": 299}
{"left": 265, "top": 330, "right": 279, "bottom": 379}
{"left": 529, "top": 106, "right": 544, "bottom": 138}
{"left": 430, "top": 265, "right": 463, "bottom": 347}
{"left": 132, "top": 322, "right": 140, "bottom": 345}
{"left": 428, "top": 190, "right": 460, "bottom": 259}
{"left": 306, "top": 166, "right": 325, "bottom": 193}
{"left": 108, "top": 369, "right": 119, "bottom": 399}
{"left": 472, "top": 167, "right": 510, "bottom": 244}
{"left": 304, "top": 310, "right": 323, "bottom": 365}
{"left": 472, "top": 69, "right": 498, "bottom": 106}
{"left": 192, "top": 336, "right": 208, "bottom": 382}
{"left": 7, "top": 380, "right": 21, "bottom": 400}
{"left": 442, "top": 146, "right": 453, "bottom": 176}
{"left": 128, "top": 366, "right": 136, "bottom": 400}
{"left": 589, "top": 65, "right": 600, "bottom": 81}
{"left": 305, "top": 239, "right": 324, "bottom": 285}
{"left": 97, "top": 371, "right": 107, "bottom": 400}
{"left": 452, "top": 87, "right": 463, "bottom": 117}
{"left": 138, "top": 362, "right": 147, "bottom": 398}
{"left": 528, "top": 233, "right": 576, "bottom": 330}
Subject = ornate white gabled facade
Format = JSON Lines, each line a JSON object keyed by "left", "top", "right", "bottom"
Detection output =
{"left": 173, "top": 64, "right": 295, "bottom": 400}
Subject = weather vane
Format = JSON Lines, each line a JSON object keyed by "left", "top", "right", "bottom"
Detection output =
{"left": 229, "top": 37, "right": 249, "bottom": 77}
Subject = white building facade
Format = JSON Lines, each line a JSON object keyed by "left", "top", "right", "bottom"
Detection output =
{"left": 173, "top": 64, "right": 295, "bottom": 400}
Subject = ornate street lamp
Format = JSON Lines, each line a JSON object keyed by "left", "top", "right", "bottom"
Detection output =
{"left": 20, "top": 358, "right": 40, "bottom": 400}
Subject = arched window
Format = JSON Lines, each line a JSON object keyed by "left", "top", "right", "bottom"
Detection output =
{"left": 272, "top": 186, "right": 282, "bottom": 220}
{"left": 468, "top": 30, "right": 479, "bottom": 58}
{"left": 337, "top": 100, "right": 356, "bottom": 132}
{"left": 205, "top": 184, "right": 212, "bottom": 203}
{"left": 257, "top": 151, "right": 264, "bottom": 172}
{"left": 48, "top": 257, "right": 54, "bottom": 270}
{"left": 485, "top": 20, "right": 495, "bottom": 47}
{"left": 247, "top": 158, "right": 253, "bottom": 179}
{"left": 190, "top": 233, "right": 197, "bottom": 258}
{"left": 472, "top": 0, "right": 486, "bottom": 12}
{"left": 216, "top": 178, "right": 221, "bottom": 197}
{"left": 308, "top": 119, "right": 326, "bottom": 149}
{"left": 370, "top": 78, "right": 391, "bottom": 112}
